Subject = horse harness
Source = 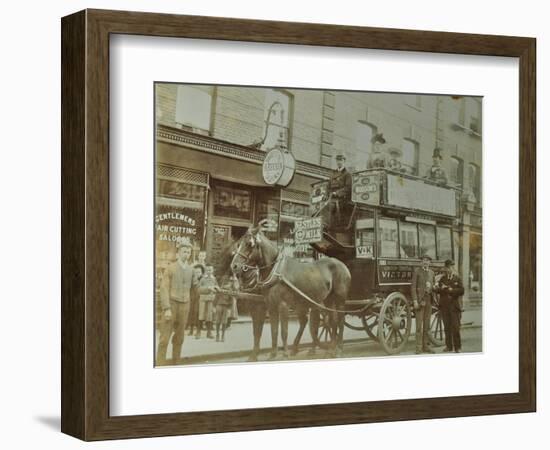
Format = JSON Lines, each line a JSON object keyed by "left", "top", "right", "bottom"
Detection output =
{"left": 235, "top": 248, "right": 370, "bottom": 315}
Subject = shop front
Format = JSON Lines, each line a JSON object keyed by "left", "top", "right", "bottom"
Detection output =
{"left": 155, "top": 126, "right": 328, "bottom": 279}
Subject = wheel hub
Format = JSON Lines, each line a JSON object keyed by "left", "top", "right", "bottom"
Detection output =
{"left": 392, "top": 316, "right": 403, "bottom": 330}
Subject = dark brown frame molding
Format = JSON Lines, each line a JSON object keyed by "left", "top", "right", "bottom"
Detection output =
{"left": 61, "top": 9, "right": 536, "bottom": 441}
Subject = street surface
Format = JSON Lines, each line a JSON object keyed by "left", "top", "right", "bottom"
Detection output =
{"left": 157, "top": 307, "right": 483, "bottom": 366}
{"left": 219, "top": 326, "right": 482, "bottom": 364}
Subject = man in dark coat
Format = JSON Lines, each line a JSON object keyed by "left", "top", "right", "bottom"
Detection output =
{"left": 425, "top": 147, "right": 448, "bottom": 185}
{"left": 326, "top": 154, "right": 352, "bottom": 227}
{"left": 411, "top": 254, "right": 436, "bottom": 354}
{"left": 436, "top": 259, "right": 465, "bottom": 353}
{"left": 328, "top": 154, "right": 352, "bottom": 201}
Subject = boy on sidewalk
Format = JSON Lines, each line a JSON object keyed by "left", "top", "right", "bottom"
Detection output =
{"left": 214, "top": 275, "right": 239, "bottom": 342}
{"left": 196, "top": 265, "right": 219, "bottom": 339}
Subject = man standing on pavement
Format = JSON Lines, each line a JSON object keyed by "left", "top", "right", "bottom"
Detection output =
{"left": 157, "top": 238, "right": 198, "bottom": 365}
{"left": 411, "top": 255, "right": 436, "bottom": 354}
{"left": 436, "top": 259, "right": 465, "bottom": 353}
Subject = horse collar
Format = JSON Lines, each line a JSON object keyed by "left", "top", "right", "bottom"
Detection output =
{"left": 257, "top": 253, "right": 286, "bottom": 291}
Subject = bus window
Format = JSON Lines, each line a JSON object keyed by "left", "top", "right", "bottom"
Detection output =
{"left": 418, "top": 224, "right": 436, "bottom": 259}
{"left": 437, "top": 226, "right": 453, "bottom": 260}
{"left": 399, "top": 222, "right": 418, "bottom": 258}
{"left": 378, "top": 218, "right": 398, "bottom": 257}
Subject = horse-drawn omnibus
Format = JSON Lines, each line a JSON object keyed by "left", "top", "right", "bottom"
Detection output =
{"left": 305, "top": 168, "right": 461, "bottom": 354}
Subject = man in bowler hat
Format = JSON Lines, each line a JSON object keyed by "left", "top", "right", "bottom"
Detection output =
{"left": 436, "top": 259, "right": 465, "bottom": 353}
{"left": 411, "top": 254, "right": 436, "bottom": 354}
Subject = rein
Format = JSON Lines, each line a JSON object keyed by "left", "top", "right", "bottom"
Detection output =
{"left": 234, "top": 232, "right": 368, "bottom": 314}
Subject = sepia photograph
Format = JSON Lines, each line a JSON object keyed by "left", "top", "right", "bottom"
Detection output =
{"left": 154, "top": 83, "right": 483, "bottom": 366}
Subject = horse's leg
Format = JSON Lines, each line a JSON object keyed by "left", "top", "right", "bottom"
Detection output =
{"left": 248, "top": 303, "right": 265, "bottom": 362}
{"left": 326, "top": 308, "right": 338, "bottom": 358}
{"left": 268, "top": 299, "right": 279, "bottom": 360}
{"left": 279, "top": 300, "right": 289, "bottom": 359}
{"left": 308, "top": 308, "right": 320, "bottom": 355}
{"left": 336, "top": 308, "right": 346, "bottom": 357}
{"left": 291, "top": 303, "right": 308, "bottom": 356}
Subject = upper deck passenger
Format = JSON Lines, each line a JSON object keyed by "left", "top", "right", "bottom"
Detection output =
{"left": 425, "top": 147, "right": 448, "bottom": 186}
{"left": 366, "top": 133, "right": 388, "bottom": 169}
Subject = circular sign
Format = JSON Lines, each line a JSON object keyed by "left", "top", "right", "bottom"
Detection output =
{"left": 262, "top": 149, "right": 296, "bottom": 187}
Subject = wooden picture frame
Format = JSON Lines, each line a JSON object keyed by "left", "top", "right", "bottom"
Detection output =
{"left": 61, "top": 9, "right": 536, "bottom": 441}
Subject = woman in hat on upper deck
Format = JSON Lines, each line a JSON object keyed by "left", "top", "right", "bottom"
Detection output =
{"left": 367, "top": 133, "right": 388, "bottom": 169}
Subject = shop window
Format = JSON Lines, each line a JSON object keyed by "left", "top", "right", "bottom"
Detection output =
{"left": 157, "top": 179, "right": 206, "bottom": 204}
{"left": 156, "top": 178, "right": 207, "bottom": 268}
{"left": 281, "top": 200, "right": 309, "bottom": 218}
{"left": 469, "top": 233, "right": 482, "bottom": 294}
{"left": 175, "top": 85, "right": 213, "bottom": 132}
{"left": 399, "top": 222, "right": 418, "bottom": 258}
{"left": 213, "top": 183, "right": 252, "bottom": 221}
{"left": 378, "top": 218, "right": 398, "bottom": 258}
{"left": 436, "top": 226, "right": 453, "bottom": 261}
{"left": 401, "top": 139, "right": 419, "bottom": 175}
{"left": 278, "top": 219, "right": 315, "bottom": 260}
{"left": 255, "top": 192, "right": 280, "bottom": 241}
{"left": 261, "top": 89, "right": 292, "bottom": 151}
{"left": 418, "top": 224, "right": 436, "bottom": 259}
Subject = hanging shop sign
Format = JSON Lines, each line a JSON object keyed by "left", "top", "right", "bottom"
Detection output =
{"left": 262, "top": 148, "right": 296, "bottom": 187}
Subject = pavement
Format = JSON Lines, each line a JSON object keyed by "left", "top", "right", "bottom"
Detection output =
{"left": 158, "top": 306, "right": 482, "bottom": 365}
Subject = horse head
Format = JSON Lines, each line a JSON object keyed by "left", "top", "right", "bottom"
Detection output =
{"left": 230, "top": 219, "right": 277, "bottom": 278}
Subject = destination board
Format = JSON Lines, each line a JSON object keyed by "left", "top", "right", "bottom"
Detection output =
{"left": 386, "top": 174, "right": 457, "bottom": 217}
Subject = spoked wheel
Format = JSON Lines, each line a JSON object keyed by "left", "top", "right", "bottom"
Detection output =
{"left": 316, "top": 311, "right": 334, "bottom": 349}
{"left": 344, "top": 314, "right": 364, "bottom": 331}
{"left": 344, "top": 311, "right": 379, "bottom": 342}
{"left": 428, "top": 295, "right": 445, "bottom": 347}
{"left": 363, "top": 313, "right": 379, "bottom": 341}
{"left": 378, "top": 292, "right": 412, "bottom": 355}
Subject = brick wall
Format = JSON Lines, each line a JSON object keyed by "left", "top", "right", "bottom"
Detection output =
{"left": 155, "top": 83, "right": 482, "bottom": 184}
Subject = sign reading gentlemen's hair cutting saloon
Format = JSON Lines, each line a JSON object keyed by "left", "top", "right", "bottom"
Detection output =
{"left": 262, "top": 149, "right": 296, "bottom": 187}
{"left": 155, "top": 205, "right": 204, "bottom": 246}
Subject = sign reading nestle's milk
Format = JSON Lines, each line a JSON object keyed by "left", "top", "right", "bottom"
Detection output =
{"left": 294, "top": 217, "right": 323, "bottom": 244}
{"left": 262, "top": 149, "right": 296, "bottom": 187}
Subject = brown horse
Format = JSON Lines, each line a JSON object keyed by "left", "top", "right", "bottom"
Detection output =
{"left": 230, "top": 221, "right": 351, "bottom": 361}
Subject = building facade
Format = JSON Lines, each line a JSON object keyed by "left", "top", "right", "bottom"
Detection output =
{"left": 155, "top": 84, "right": 482, "bottom": 303}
